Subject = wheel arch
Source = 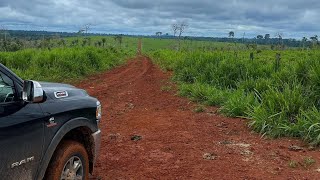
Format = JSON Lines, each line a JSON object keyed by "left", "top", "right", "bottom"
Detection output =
{"left": 35, "top": 117, "right": 98, "bottom": 180}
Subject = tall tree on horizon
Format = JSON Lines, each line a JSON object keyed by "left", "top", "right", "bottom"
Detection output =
{"left": 229, "top": 31, "right": 235, "bottom": 46}
{"left": 228, "top": 31, "right": 235, "bottom": 38}
{"left": 264, "top": 34, "right": 271, "bottom": 45}
{"left": 302, "top": 37, "right": 308, "bottom": 48}
{"left": 275, "top": 32, "right": 283, "bottom": 47}
{"left": 171, "top": 22, "right": 188, "bottom": 50}
{"left": 156, "top": 32, "right": 162, "bottom": 37}
{"left": 310, "top": 35, "right": 318, "bottom": 48}
{"left": 264, "top": 34, "right": 270, "bottom": 40}
{"left": 257, "top": 35, "right": 263, "bottom": 39}
{"left": 171, "top": 24, "right": 179, "bottom": 37}
{"left": 257, "top": 35, "right": 264, "bottom": 44}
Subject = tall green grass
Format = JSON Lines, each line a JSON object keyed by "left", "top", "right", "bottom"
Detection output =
{"left": 150, "top": 49, "right": 320, "bottom": 145}
{"left": 0, "top": 46, "right": 134, "bottom": 82}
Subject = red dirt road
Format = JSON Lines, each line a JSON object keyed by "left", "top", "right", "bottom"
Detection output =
{"left": 77, "top": 56, "right": 320, "bottom": 180}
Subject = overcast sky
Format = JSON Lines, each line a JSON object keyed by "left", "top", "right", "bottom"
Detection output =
{"left": 0, "top": 0, "right": 319, "bottom": 38}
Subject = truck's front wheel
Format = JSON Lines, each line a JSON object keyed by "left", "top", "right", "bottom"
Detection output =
{"left": 45, "top": 140, "right": 89, "bottom": 180}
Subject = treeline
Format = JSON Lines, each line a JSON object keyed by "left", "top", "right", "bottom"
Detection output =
{"left": 2, "top": 30, "right": 316, "bottom": 48}
{"left": 1, "top": 30, "right": 109, "bottom": 40}
{"left": 152, "top": 36, "right": 313, "bottom": 48}
{"left": 0, "top": 30, "right": 319, "bottom": 52}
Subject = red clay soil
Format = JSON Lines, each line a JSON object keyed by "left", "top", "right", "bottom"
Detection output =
{"left": 77, "top": 56, "right": 320, "bottom": 180}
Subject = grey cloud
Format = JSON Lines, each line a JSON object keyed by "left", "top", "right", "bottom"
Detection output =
{"left": 110, "top": 0, "right": 155, "bottom": 9}
{"left": 0, "top": 0, "right": 319, "bottom": 38}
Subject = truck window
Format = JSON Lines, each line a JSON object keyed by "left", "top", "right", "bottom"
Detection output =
{"left": 0, "top": 71, "right": 15, "bottom": 103}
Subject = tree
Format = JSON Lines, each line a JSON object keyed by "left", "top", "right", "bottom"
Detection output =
{"left": 310, "top": 35, "right": 318, "bottom": 48}
{"left": 228, "top": 31, "right": 235, "bottom": 38}
{"left": 77, "top": 29, "right": 85, "bottom": 34}
{"left": 310, "top": 36, "right": 317, "bottom": 41}
{"left": 242, "top": 32, "right": 246, "bottom": 43}
{"left": 228, "top": 31, "right": 235, "bottom": 45}
{"left": 257, "top": 35, "right": 264, "bottom": 44}
{"left": 257, "top": 35, "right": 264, "bottom": 39}
{"left": 83, "top": 24, "right": 91, "bottom": 34}
{"left": 178, "top": 22, "right": 188, "bottom": 50}
{"left": 178, "top": 23, "right": 188, "bottom": 38}
{"left": 302, "top": 37, "right": 308, "bottom": 48}
{"left": 156, "top": 32, "right": 162, "bottom": 37}
{"left": 228, "top": 31, "right": 236, "bottom": 46}
{"left": 78, "top": 24, "right": 91, "bottom": 36}
{"left": 264, "top": 34, "right": 271, "bottom": 45}
{"left": 275, "top": 32, "right": 283, "bottom": 48}
{"left": 171, "top": 24, "right": 179, "bottom": 37}
{"left": 171, "top": 22, "right": 188, "bottom": 50}
{"left": 302, "top": 37, "right": 308, "bottom": 42}
{"left": 264, "top": 34, "right": 270, "bottom": 40}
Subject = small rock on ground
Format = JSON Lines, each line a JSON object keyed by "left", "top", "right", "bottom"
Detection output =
{"left": 131, "top": 135, "right": 142, "bottom": 141}
{"left": 203, "top": 153, "right": 217, "bottom": 160}
{"left": 288, "top": 145, "right": 304, "bottom": 151}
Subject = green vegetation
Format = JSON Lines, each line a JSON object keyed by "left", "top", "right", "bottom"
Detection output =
{"left": 303, "top": 157, "right": 316, "bottom": 168}
{"left": 0, "top": 46, "right": 134, "bottom": 82}
{"left": 288, "top": 160, "right": 298, "bottom": 168}
{"left": 287, "top": 157, "right": 316, "bottom": 169}
{"left": 2, "top": 32, "right": 320, "bottom": 146}
{"left": 0, "top": 34, "right": 136, "bottom": 83}
{"left": 150, "top": 49, "right": 320, "bottom": 145}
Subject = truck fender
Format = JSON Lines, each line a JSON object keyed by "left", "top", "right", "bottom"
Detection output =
{"left": 35, "top": 117, "right": 97, "bottom": 180}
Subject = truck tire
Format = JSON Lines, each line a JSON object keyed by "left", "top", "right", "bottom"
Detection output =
{"left": 44, "top": 140, "right": 89, "bottom": 180}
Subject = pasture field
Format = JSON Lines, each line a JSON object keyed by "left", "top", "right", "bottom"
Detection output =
{"left": 1, "top": 35, "right": 320, "bottom": 145}
{"left": 150, "top": 48, "right": 320, "bottom": 145}
{"left": 62, "top": 36, "right": 249, "bottom": 51}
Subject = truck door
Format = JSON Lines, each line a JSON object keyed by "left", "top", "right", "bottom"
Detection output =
{"left": 0, "top": 70, "right": 45, "bottom": 180}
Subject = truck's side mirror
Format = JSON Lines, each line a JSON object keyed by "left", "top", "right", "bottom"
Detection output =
{"left": 22, "top": 80, "right": 44, "bottom": 103}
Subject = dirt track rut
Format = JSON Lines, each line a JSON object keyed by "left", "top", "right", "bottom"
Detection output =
{"left": 77, "top": 56, "right": 320, "bottom": 180}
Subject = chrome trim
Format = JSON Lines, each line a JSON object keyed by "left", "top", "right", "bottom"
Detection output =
{"left": 92, "top": 129, "right": 101, "bottom": 163}
{"left": 32, "top": 81, "right": 44, "bottom": 102}
{"left": 60, "top": 156, "right": 83, "bottom": 179}
{"left": 96, "top": 101, "right": 102, "bottom": 120}
{"left": 22, "top": 80, "right": 44, "bottom": 103}
{"left": 54, "top": 91, "right": 69, "bottom": 99}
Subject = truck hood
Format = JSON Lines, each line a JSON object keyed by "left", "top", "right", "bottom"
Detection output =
{"left": 38, "top": 82, "right": 88, "bottom": 100}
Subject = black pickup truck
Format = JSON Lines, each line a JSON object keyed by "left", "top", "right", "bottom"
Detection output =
{"left": 0, "top": 64, "right": 101, "bottom": 180}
